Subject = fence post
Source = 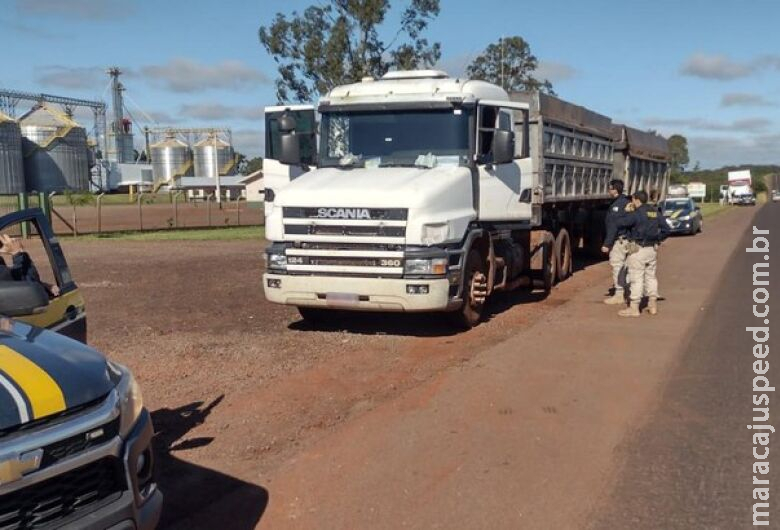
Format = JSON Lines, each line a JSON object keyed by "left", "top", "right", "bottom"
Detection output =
{"left": 173, "top": 191, "right": 183, "bottom": 228}
{"left": 235, "top": 196, "right": 241, "bottom": 226}
{"left": 96, "top": 193, "right": 105, "bottom": 234}
{"left": 17, "top": 192, "right": 29, "bottom": 238}
{"left": 44, "top": 192, "right": 55, "bottom": 220}
{"left": 207, "top": 193, "right": 213, "bottom": 227}
{"left": 137, "top": 192, "right": 145, "bottom": 231}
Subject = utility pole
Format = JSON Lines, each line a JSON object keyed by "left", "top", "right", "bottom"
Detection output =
{"left": 214, "top": 131, "right": 222, "bottom": 205}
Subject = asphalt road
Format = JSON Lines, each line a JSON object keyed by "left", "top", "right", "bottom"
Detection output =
{"left": 590, "top": 202, "right": 778, "bottom": 529}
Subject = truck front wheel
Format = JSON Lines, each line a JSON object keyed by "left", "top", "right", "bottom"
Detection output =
{"left": 448, "top": 249, "right": 487, "bottom": 329}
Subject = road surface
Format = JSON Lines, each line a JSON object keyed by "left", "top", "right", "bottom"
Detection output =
{"left": 590, "top": 202, "right": 777, "bottom": 529}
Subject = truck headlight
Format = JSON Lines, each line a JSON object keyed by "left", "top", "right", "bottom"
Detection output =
{"left": 404, "top": 257, "right": 448, "bottom": 275}
{"left": 421, "top": 223, "right": 449, "bottom": 245}
{"left": 114, "top": 365, "right": 144, "bottom": 438}
{"left": 266, "top": 253, "right": 287, "bottom": 270}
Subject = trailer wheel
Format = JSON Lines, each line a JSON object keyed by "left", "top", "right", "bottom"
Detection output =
{"left": 447, "top": 249, "right": 487, "bottom": 329}
{"left": 541, "top": 239, "right": 554, "bottom": 293}
{"left": 555, "top": 228, "right": 573, "bottom": 281}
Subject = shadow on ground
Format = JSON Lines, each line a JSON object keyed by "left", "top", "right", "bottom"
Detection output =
{"left": 151, "top": 397, "right": 269, "bottom": 530}
{"left": 287, "top": 254, "right": 604, "bottom": 336}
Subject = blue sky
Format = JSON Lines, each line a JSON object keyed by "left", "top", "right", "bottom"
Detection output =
{"left": 2, "top": 0, "right": 779, "bottom": 167}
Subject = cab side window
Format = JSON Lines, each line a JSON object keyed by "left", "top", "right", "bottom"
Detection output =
{"left": 477, "top": 106, "right": 499, "bottom": 163}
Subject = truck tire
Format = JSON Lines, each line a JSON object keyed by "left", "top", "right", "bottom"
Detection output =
{"left": 541, "top": 239, "right": 554, "bottom": 293}
{"left": 447, "top": 249, "right": 487, "bottom": 329}
{"left": 555, "top": 228, "right": 572, "bottom": 281}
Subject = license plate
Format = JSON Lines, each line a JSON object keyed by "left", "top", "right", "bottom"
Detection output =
{"left": 325, "top": 292, "right": 359, "bottom": 306}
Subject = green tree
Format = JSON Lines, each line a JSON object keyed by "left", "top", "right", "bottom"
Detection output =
{"left": 667, "top": 134, "right": 689, "bottom": 176}
{"left": 245, "top": 157, "right": 264, "bottom": 174}
{"left": 259, "top": 0, "right": 441, "bottom": 102}
{"left": 466, "top": 36, "right": 555, "bottom": 94}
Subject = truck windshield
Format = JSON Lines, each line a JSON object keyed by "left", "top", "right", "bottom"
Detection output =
{"left": 319, "top": 108, "right": 471, "bottom": 168}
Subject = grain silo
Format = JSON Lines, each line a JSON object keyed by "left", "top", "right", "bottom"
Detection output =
{"left": 0, "top": 111, "right": 25, "bottom": 194}
{"left": 20, "top": 105, "right": 91, "bottom": 192}
{"left": 193, "top": 134, "right": 235, "bottom": 177}
{"left": 150, "top": 133, "right": 192, "bottom": 181}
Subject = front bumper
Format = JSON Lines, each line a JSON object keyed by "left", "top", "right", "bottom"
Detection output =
{"left": 264, "top": 273, "right": 454, "bottom": 312}
{"left": 666, "top": 220, "right": 694, "bottom": 234}
{"left": 62, "top": 410, "right": 162, "bottom": 530}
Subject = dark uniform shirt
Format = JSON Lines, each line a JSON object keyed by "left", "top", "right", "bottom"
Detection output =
{"left": 0, "top": 252, "right": 41, "bottom": 283}
{"left": 617, "top": 204, "right": 670, "bottom": 245}
{"left": 604, "top": 194, "right": 631, "bottom": 248}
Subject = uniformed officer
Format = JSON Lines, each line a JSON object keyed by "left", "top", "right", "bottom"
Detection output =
{"left": 615, "top": 190, "right": 669, "bottom": 317}
{"left": 0, "top": 234, "right": 59, "bottom": 296}
{"left": 601, "top": 179, "right": 631, "bottom": 304}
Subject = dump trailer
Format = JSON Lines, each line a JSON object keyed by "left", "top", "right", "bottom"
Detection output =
{"left": 262, "top": 70, "right": 669, "bottom": 328}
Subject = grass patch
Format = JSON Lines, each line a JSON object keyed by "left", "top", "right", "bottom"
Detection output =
{"left": 699, "top": 203, "right": 735, "bottom": 218}
{"left": 68, "top": 225, "right": 264, "bottom": 242}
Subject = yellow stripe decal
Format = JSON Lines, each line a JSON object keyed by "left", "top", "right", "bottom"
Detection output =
{"left": 0, "top": 345, "right": 66, "bottom": 419}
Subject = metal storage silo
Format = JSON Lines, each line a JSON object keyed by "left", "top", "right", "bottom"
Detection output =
{"left": 150, "top": 134, "right": 192, "bottom": 181}
{"left": 0, "top": 111, "right": 25, "bottom": 194}
{"left": 193, "top": 134, "right": 235, "bottom": 177}
{"left": 20, "top": 105, "right": 91, "bottom": 192}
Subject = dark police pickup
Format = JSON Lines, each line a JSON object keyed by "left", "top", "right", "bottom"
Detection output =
{"left": 0, "top": 208, "right": 162, "bottom": 530}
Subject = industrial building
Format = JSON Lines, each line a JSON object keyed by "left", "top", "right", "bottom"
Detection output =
{"left": 0, "top": 67, "right": 248, "bottom": 201}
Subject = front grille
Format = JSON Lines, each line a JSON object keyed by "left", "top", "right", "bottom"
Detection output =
{"left": 288, "top": 256, "right": 403, "bottom": 268}
{"left": 285, "top": 225, "right": 406, "bottom": 237}
{"left": 0, "top": 457, "right": 125, "bottom": 530}
{"left": 40, "top": 418, "right": 120, "bottom": 470}
{"left": 283, "top": 207, "right": 407, "bottom": 221}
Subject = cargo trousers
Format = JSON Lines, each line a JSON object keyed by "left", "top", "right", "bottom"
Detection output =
{"left": 626, "top": 245, "right": 658, "bottom": 303}
{"left": 609, "top": 238, "right": 630, "bottom": 293}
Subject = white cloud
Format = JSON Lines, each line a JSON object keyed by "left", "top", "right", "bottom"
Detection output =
{"left": 179, "top": 103, "right": 264, "bottom": 122}
{"left": 141, "top": 58, "right": 270, "bottom": 93}
{"left": 680, "top": 53, "right": 780, "bottom": 80}
{"left": 720, "top": 92, "right": 774, "bottom": 107}
{"left": 689, "top": 134, "right": 780, "bottom": 168}
{"left": 643, "top": 116, "right": 771, "bottom": 133}
{"left": 34, "top": 65, "right": 105, "bottom": 90}
{"left": 535, "top": 61, "right": 576, "bottom": 83}
{"left": 16, "top": 0, "right": 135, "bottom": 20}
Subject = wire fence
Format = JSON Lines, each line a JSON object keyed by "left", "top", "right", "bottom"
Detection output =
{"left": 0, "top": 193, "right": 264, "bottom": 235}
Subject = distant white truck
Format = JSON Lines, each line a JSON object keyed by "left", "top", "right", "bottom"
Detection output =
{"left": 725, "top": 169, "right": 756, "bottom": 205}
{"left": 261, "top": 70, "right": 670, "bottom": 328}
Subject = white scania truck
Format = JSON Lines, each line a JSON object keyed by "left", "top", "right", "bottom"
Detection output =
{"left": 262, "top": 70, "right": 669, "bottom": 328}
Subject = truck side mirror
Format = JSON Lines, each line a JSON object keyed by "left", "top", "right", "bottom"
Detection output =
{"left": 492, "top": 130, "right": 515, "bottom": 165}
{"left": 0, "top": 281, "right": 49, "bottom": 317}
{"left": 277, "top": 113, "right": 302, "bottom": 165}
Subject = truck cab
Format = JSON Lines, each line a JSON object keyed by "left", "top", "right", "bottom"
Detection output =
{"left": 0, "top": 208, "right": 162, "bottom": 529}
{"left": 262, "top": 70, "right": 669, "bottom": 328}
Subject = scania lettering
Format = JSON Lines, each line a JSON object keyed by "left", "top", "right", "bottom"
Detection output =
{"left": 262, "top": 70, "right": 670, "bottom": 328}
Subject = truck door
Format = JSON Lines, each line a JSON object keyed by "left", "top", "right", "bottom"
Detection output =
{"left": 263, "top": 105, "right": 317, "bottom": 215}
{"left": 0, "top": 208, "right": 87, "bottom": 343}
{"left": 475, "top": 104, "right": 530, "bottom": 221}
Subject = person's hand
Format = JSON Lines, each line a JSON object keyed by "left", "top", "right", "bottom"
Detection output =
{"left": 624, "top": 203, "right": 635, "bottom": 212}
{"left": 0, "top": 234, "right": 23, "bottom": 256}
{"left": 47, "top": 284, "right": 61, "bottom": 297}
{"left": 601, "top": 246, "right": 610, "bottom": 254}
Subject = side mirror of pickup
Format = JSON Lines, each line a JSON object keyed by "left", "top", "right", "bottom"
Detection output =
{"left": 278, "top": 114, "right": 302, "bottom": 166}
{"left": 492, "top": 130, "right": 515, "bottom": 165}
{"left": 0, "top": 281, "right": 50, "bottom": 317}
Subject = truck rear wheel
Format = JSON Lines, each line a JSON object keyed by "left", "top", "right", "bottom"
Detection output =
{"left": 555, "top": 228, "right": 573, "bottom": 281}
{"left": 447, "top": 249, "right": 487, "bottom": 329}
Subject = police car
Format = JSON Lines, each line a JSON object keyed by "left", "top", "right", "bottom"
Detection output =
{"left": 660, "top": 197, "right": 702, "bottom": 236}
{"left": 0, "top": 208, "right": 162, "bottom": 529}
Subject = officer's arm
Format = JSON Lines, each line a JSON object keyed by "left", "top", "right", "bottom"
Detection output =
{"left": 615, "top": 211, "right": 636, "bottom": 229}
{"left": 604, "top": 215, "right": 618, "bottom": 248}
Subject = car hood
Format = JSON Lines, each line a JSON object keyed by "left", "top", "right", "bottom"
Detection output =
{"left": 0, "top": 318, "right": 115, "bottom": 433}
{"left": 664, "top": 208, "right": 692, "bottom": 219}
